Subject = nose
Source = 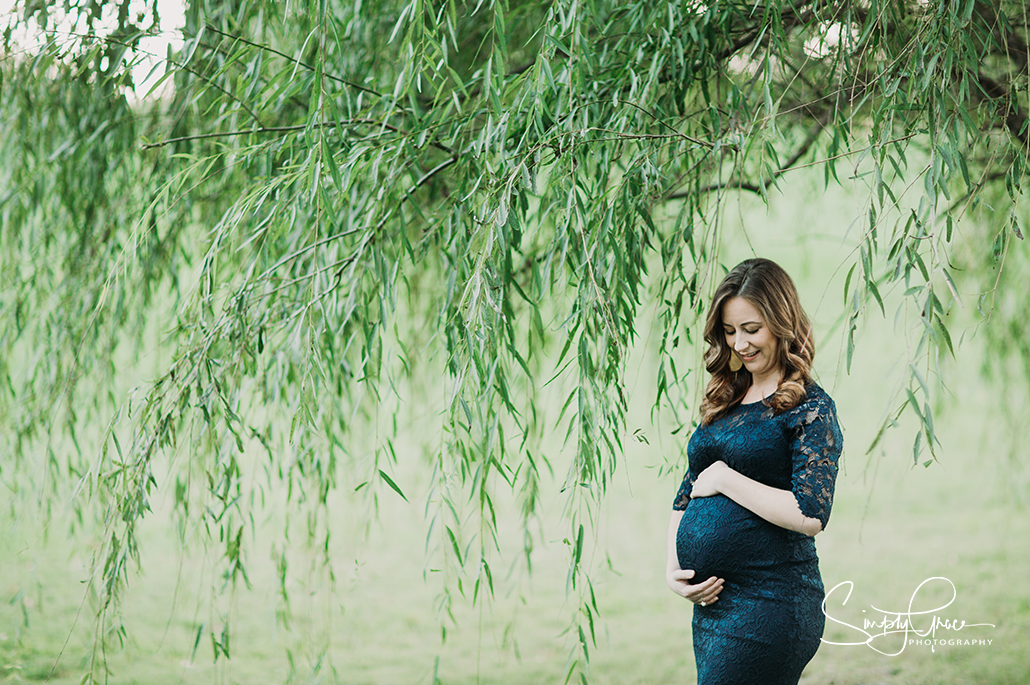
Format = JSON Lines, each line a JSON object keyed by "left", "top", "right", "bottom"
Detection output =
{"left": 734, "top": 336, "right": 748, "bottom": 351}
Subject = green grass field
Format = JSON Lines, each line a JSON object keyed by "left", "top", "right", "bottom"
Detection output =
{"left": 3, "top": 181, "right": 1028, "bottom": 684}
{"left": 4, "top": 383, "right": 1027, "bottom": 685}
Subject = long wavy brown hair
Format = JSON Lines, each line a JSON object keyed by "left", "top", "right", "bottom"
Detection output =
{"left": 699, "top": 258, "right": 815, "bottom": 425}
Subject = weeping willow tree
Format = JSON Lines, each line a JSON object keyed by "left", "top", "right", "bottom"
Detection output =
{"left": 1, "top": 0, "right": 1028, "bottom": 680}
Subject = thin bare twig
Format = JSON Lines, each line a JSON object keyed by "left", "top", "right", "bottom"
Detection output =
{"left": 141, "top": 118, "right": 455, "bottom": 154}
{"left": 664, "top": 130, "right": 917, "bottom": 200}
{"left": 201, "top": 24, "right": 385, "bottom": 100}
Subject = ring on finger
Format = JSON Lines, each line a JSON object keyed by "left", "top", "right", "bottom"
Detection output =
{"left": 700, "top": 599, "right": 707, "bottom": 606}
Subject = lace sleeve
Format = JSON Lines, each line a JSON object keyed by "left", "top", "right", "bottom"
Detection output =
{"left": 672, "top": 469, "right": 696, "bottom": 511}
{"left": 789, "top": 394, "right": 843, "bottom": 529}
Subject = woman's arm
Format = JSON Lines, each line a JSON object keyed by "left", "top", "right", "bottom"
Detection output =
{"left": 667, "top": 509, "right": 684, "bottom": 576}
{"left": 690, "top": 461, "right": 824, "bottom": 536}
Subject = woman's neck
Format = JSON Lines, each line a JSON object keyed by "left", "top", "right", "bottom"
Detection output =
{"left": 746, "top": 369, "right": 783, "bottom": 402}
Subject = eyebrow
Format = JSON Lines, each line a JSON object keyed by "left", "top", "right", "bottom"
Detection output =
{"left": 724, "top": 321, "right": 762, "bottom": 328}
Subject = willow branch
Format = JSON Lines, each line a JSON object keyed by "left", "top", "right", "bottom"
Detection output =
{"left": 379, "top": 156, "right": 460, "bottom": 232}
{"left": 664, "top": 130, "right": 921, "bottom": 201}
{"left": 201, "top": 24, "right": 386, "bottom": 100}
{"left": 67, "top": 30, "right": 268, "bottom": 127}
{"left": 141, "top": 118, "right": 455, "bottom": 154}
{"left": 977, "top": 73, "right": 1030, "bottom": 148}
{"left": 665, "top": 122, "right": 822, "bottom": 200}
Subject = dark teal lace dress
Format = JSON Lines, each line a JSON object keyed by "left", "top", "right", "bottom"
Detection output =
{"left": 672, "top": 384, "right": 843, "bottom": 685}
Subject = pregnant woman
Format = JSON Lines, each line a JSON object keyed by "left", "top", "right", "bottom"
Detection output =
{"left": 666, "top": 258, "right": 843, "bottom": 685}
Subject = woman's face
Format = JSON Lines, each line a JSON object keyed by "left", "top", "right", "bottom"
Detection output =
{"left": 721, "top": 296, "right": 781, "bottom": 380}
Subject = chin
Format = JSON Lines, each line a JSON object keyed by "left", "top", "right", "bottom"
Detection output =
{"left": 744, "top": 360, "right": 771, "bottom": 374}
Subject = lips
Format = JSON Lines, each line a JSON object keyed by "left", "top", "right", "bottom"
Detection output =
{"left": 739, "top": 350, "right": 759, "bottom": 362}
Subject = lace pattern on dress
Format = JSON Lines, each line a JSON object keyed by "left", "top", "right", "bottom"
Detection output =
{"left": 673, "top": 470, "right": 696, "bottom": 511}
{"left": 671, "top": 388, "right": 843, "bottom": 526}
{"left": 787, "top": 394, "right": 842, "bottom": 529}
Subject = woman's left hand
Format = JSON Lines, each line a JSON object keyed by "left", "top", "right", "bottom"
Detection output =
{"left": 690, "top": 461, "right": 730, "bottom": 498}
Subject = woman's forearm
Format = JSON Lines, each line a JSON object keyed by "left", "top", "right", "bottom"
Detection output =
{"left": 717, "top": 468, "right": 823, "bottom": 536}
{"left": 667, "top": 510, "right": 685, "bottom": 572}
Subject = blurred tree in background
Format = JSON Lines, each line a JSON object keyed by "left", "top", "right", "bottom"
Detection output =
{"left": 1, "top": 0, "right": 1028, "bottom": 681}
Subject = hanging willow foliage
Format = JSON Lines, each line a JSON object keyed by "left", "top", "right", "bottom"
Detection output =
{"left": 1, "top": 0, "right": 1028, "bottom": 680}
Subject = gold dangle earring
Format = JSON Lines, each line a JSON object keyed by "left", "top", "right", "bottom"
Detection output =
{"left": 729, "top": 353, "right": 742, "bottom": 373}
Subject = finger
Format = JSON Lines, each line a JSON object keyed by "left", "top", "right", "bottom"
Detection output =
{"left": 684, "top": 584, "right": 713, "bottom": 601}
{"left": 706, "top": 577, "right": 725, "bottom": 591}
{"left": 703, "top": 582, "right": 724, "bottom": 599}
{"left": 677, "top": 575, "right": 725, "bottom": 602}
{"left": 671, "top": 569, "right": 695, "bottom": 581}
{"left": 674, "top": 583, "right": 699, "bottom": 600}
{"left": 694, "top": 587, "right": 723, "bottom": 605}
{"left": 690, "top": 579, "right": 725, "bottom": 602}
{"left": 689, "top": 575, "right": 721, "bottom": 591}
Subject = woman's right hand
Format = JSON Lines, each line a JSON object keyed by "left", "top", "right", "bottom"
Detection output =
{"left": 666, "top": 568, "right": 724, "bottom": 606}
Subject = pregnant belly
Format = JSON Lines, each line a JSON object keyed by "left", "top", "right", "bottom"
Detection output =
{"left": 676, "top": 495, "right": 788, "bottom": 583}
